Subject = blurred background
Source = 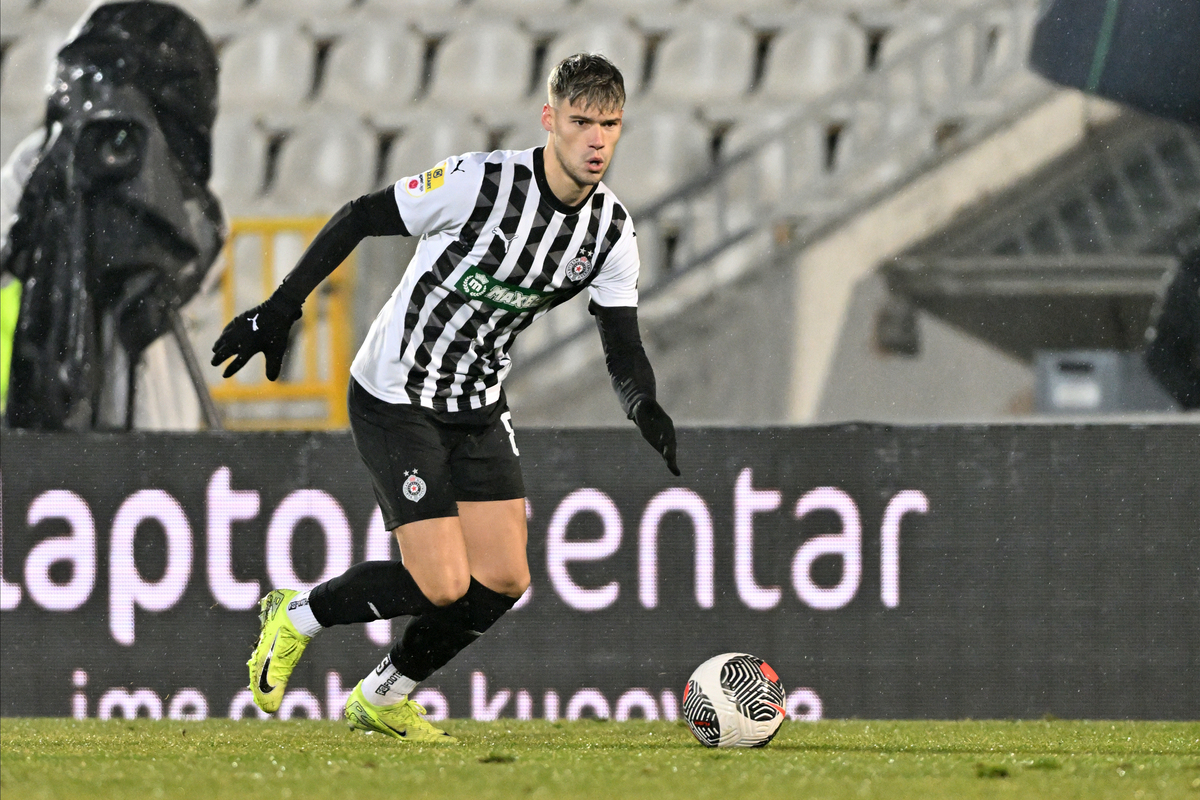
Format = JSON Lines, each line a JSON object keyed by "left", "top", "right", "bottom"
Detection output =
{"left": 2, "top": 0, "right": 1197, "bottom": 430}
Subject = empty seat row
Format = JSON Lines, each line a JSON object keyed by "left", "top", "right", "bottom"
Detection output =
{"left": 212, "top": 16, "right": 871, "bottom": 112}
{"left": 204, "top": 103, "right": 714, "bottom": 216}
{"left": 2, "top": 0, "right": 966, "bottom": 30}
{"left": 2, "top": 16, "right": 876, "bottom": 112}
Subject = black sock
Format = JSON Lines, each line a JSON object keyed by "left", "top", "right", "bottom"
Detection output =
{"left": 307, "top": 560, "right": 437, "bottom": 627}
{"left": 390, "top": 578, "right": 519, "bottom": 681}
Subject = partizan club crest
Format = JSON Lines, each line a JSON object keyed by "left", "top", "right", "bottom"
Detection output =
{"left": 402, "top": 470, "right": 427, "bottom": 502}
{"left": 564, "top": 247, "right": 595, "bottom": 283}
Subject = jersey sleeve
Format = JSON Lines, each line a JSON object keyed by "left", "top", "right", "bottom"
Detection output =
{"left": 390, "top": 154, "right": 480, "bottom": 237}
{"left": 588, "top": 214, "right": 639, "bottom": 308}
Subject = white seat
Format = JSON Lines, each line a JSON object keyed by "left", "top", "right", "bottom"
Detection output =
{"left": 544, "top": 20, "right": 644, "bottom": 95}
{"left": 470, "top": 0, "right": 575, "bottom": 12}
{"left": 209, "top": 111, "right": 270, "bottom": 213}
{"left": 267, "top": 116, "right": 378, "bottom": 214}
{"left": 218, "top": 26, "right": 315, "bottom": 111}
{"left": 171, "top": 0, "right": 251, "bottom": 27}
{"left": 691, "top": 0, "right": 798, "bottom": 9}
{"left": 425, "top": 22, "right": 534, "bottom": 108}
{"left": 0, "top": 30, "right": 68, "bottom": 110}
{"left": 1, "top": 108, "right": 43, "bottom": 168}
{"left": 23, "top": 0, "right": 92, "bottom": 23}
{"left": 760, "top": 14, "right": 866, "bottom": 102}
{"left": 250, "top": 0, "right": 357, "bottom": 17}
{"left": 600, "top": 108, "right": 709, "bottom": 210}
{"left": 383, "top": 111, "right": 489, "bottom": 183}
{"left": 575, "top": 0, "right": 680, "bottom": 13}
{"left": 317, "top": 23, "right": 424, "bottom": 112}
{"left": 646, "top": 19, "right": 756, "bottom": 104}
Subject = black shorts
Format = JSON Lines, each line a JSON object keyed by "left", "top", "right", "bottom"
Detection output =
{"left": 348, "top": 379, "right": 525, "bottom": 529}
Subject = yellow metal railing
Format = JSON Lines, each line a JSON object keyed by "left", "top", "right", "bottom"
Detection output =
{"left": 210, "top": 218, "right": 353, "bottom": 429}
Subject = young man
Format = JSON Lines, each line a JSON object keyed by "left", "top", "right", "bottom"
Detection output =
{"left": 211, "top": 54, "right": 679, "bottom": 742}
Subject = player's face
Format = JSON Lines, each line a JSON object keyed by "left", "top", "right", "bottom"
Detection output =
{"left": 543, "top": 99, "right": 623, "bottom": 188}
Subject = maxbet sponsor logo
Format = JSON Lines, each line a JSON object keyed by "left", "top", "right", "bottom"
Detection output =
{"left": 456, "top": 266, "right": 556, "bottom": 313}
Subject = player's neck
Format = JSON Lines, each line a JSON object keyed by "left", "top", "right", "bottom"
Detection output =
{"left": 541, "top": 142, "right": 591, "bottom": 207}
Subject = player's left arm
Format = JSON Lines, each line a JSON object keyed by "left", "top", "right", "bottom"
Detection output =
{"left": 588, "top": 217, "right": 680, "bottom": 477}
{"left": 211, "top": 189, "right": 405, "bottom": 379}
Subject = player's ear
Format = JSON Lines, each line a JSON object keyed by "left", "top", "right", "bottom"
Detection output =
{"left": 541, "top": 104, "right": 554, "bottom": 133}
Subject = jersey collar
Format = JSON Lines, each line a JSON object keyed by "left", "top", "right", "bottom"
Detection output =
{"left": 533, "top": 147, "right": 597, "bottom": 216}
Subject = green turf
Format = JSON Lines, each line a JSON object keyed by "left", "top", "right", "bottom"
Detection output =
{"left": 2, "top": 718, "right": 1198, "bottom": 800}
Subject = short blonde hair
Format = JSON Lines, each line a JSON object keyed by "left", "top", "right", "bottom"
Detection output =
{"left": 547, "top": 53, "right": 626, "bottom": 112}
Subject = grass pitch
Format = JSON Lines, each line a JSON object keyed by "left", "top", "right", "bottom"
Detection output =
{"left": 2, "top": 718, "right": 1198, "bottom": 800}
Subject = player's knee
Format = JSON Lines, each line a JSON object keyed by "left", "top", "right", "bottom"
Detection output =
{"left": 425, "top": 571, "right": 470, "bottom": 607}
{"left": 490, "top": 568, "right": 530, "bottom": 600}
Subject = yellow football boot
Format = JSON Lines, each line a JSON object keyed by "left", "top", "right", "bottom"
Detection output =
{"left": 246, "top": 589, "right": 312, "bottom": 713}
{"left": 344, "top": 682, "right": 456, "bottom": 743}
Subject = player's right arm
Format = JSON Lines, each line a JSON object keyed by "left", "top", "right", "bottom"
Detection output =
{"left": 211, "top": 156, "right": 481, "bottom": 380}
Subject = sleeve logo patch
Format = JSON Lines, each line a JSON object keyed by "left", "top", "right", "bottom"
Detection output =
{"left": 402, "top": 162, "right": 446, "bottom": 198}
{"left": 403, "top": 173, "right": 426, "bottom": 197}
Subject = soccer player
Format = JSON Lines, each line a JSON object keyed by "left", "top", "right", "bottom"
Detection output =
{"left": 211, "top": 54, "right": 679, "bottom": 742}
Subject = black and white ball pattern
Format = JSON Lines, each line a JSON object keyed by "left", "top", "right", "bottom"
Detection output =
{"left": 683, "top": 653, "right": 786, "bottom": 748}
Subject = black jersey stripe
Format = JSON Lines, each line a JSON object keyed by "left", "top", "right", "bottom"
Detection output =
{"left": 477, "top": 165, "right": 532, "bottom": 276}
{"left": 397, "top": 162, "right": 503, "bottom": 401}
{"left": 471, "top": 190, "right": 603, "bottom": 370}
{"left": 405, "top": 162, "right": 511, "bottom": 394}
{"left": 423, "top": 165, "right": 534, "bottom": 402}
{"left": 431, "top": 175, "right": 552, "bottom": 402}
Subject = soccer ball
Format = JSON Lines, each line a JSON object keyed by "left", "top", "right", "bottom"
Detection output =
{"left": 682, "top": 653, "right": 786, "bottom": 748}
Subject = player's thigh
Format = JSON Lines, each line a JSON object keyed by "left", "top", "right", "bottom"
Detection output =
{"left": 392, "top": 516, "right": 471, "bottom": 606}
{"left": 348, "top": 378, "right": 459, "bottom": 528}
{"left": 459, "top": 499, "right": 530, "bottom": 598}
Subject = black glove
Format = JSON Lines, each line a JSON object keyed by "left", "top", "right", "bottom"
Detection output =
{"left": 210, "top": 294, "right": 302, "bottom": 380}
{"left": 632, "top": 399, "right": 680, "bottom": 476}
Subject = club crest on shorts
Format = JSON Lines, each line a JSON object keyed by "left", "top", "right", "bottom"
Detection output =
{"left": 565, "top": 247, "right": 595, "bottom": 283}
{"left": 402, "top": 470, "right": 426, "bottom": 502}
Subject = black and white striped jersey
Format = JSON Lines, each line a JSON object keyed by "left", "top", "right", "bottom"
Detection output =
{"left": 350, "top": 146, "right": 639, "bottom": 412}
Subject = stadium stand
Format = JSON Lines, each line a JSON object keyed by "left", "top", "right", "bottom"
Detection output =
{"left": 315, "top": 23, "right": 425, "bottom": 112}
{"left": 266, "top": 116, "right": 378, "bottom": 214}
{"left": 7, "top": 0, "right": 1186, "bottom": 427}
{"left": 217, "top": 25, "right": 316, "bottom": 112}
{"left": 543, "top": 19, "right": 643, "bottom": 86}
{"left": 208, "top": 110, "right": 270, "bottom": 209}
{"left": 0, "top": 30, "right": 66, "bottom": 112}
{"left": 382, "top": 111, "right": 489, "bottom": 183}
{"left": 758, "top": 14, "right": 866, "bottom": 103}
{"left": 645, "top": 18, "right": 757, "bottom": 105}
{"left": 424, "top": 22, "right": 534, "bottom": 113}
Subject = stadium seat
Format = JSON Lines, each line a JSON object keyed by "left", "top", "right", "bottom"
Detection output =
{"left": 425, "top": 22, "right": 535, "bottom": 110}
{"left": 600, "top": 108, "right": 710, "bottom": 210}
{"left": 171, "top": 0, "right": 251, "bottom": 27}
{"left": 21, "top": 0, "right": 92, "bottom": 24}
{"left": 0, "top": 30, "right": 69, "bottom": 111}
{"left": 470, "top": 0, "right": 576, "bottom": 13}
{"left": 690, "top": 0, "right": 798, "bottom": 9}
{"left": 501, "top": 103, "right": 554, "bottom": 153}
{"left": 1, "top": 107, "right": 43, "bottom": 168}
{"left": 317, "top": 24, "right": 425, "bottom": 112}
{"left": 575, "top": 0, "right": 681, "bottom": 13}
{"left": 544, "top": 20, "right": 644, "bottom": 83}
{"left": 266, "top": 116, "right": 378, "bottom": 214}
{"left": 250, "top": 0, "right": 357, "bottom": 18}
{"left": 759, "top": 14, "right": 866, "bottom": 102}
{"left": 383, "top": 111, "right": 489, "bottom": 184}
{"left": 209, "top": 111, "right": 270, "bottom": 213}
{"left": 218, "top": 26, "right": 316, "bottom": 111}
{"left": 646, "top": 19, "right": 757, "bottom": 104}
